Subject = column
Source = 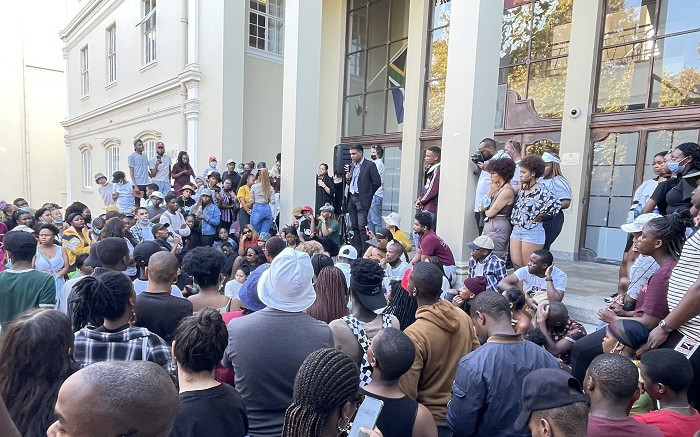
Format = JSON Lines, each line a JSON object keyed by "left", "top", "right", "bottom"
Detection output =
{"left": 222, "top": 0, "right": 246, "bottom": 162}
{"left": 180, "top": 0, "right": 201, "bottom": 171}
{"left": 397, "top": 0, "right": 430, "bottom": 232}
{"left": 279, "top": 0, "right": 324, "bottom": 222}
{"left": 554, "top": 0, "right": 604, "bottom": 259}
{"left": 436, "top": 0, "right": 502, "bottom": 276}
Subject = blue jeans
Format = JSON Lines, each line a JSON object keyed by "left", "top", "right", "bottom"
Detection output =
{"left": 367, "top": 195, "right": 383, "bottom": 234}
{"left": 250, "top": 204, "right": 273, "bottom": 234}
{"left": 153, "top": 180, "right": 171, "bottom": 196}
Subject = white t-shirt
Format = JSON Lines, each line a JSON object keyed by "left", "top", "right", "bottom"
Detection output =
{"left": 514, "top": 266, "right": 567, "bottom": 297}
{"left": 149, "top": 154, "right": 172, "bottom": 182}
{"left": 97, "top": 182, "right": 115, "bottom": 206}
{"left": 224, "top": 280, "right": 243, "bottom": 299}
{"left": 132, "top": 279, "right": 184, "bottom": 298}
{"left": 336, "top": 262, "right": 352, "bottom": 287}
{"left": 374, "top": 158, "right": 385, "bottom": 198}
{"left": 475, "top": 150, "right": 509, "bottom": 211}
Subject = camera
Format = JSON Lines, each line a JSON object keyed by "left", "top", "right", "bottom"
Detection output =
{"left": 470, "top": 151, "right": 485, "bottom": 165}
{"left": 570, "top": 107, "right": 581, "bottom": 118}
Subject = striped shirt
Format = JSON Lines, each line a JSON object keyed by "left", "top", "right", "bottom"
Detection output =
{"left": 667, "top": 229, "right": 700, "bottom": 340}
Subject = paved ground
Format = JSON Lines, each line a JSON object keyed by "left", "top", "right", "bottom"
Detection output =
{"left": 554, "top": 259, "right": 620, "bottom": 333}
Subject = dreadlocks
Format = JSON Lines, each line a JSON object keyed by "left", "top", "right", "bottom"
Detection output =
{"left": 282, "top": 348, "right": 360, "bottom": 437}
{"left": 70, "top": 271, "right": 133, "bottom": 330}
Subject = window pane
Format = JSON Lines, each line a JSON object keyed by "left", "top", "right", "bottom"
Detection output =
{"left": 366, "top": 45, "right": 388, "bottom": 92}
{"left": 388, "top": 42, "right": 407, "bottom": 89}
{"left": 344, "top": 96, "right": 364, "bottom": 136}
{"left": 500, "top": 2, "right": 532, "bottom": 67}
{"left": 425, "top": 79, "right": 446, "bottom": 129}
{"left": 428, "top": 27, "right": 449, "bottom": 80}
{"left": 590, "top": 166, "right": 613, "bottom": 196}
{"left": 602, "top": 0, "right": 656, "bottom": 47}
{"left": 596, "top": 42, "right": 652, "bottom": 112}
{"left": 348, "top": 0, "right": 364, "bottom": 12}
{"left": 644, "top": 129, "right": 698, "bottom": 179}
{"left": 389, "top": 0, "right": 409, "bottom": 42}
{"left": 368, "top": 0, "right": 390, "bottom": 48}
{"left": 267, "top": 18, "right": 284, "bottom": 55}
{"left": 529, "top": 0, "right": 573, "bottom": 61}
{"left": 432, "top": 0, "right": 451, "bottom": 29}
{"left": 499, "top": 64, "right": 527, "bottom": 99}
{"left": 650, "top": 32, "right": 700, "bottom": 108}
{"left": 614, "top": 131, "right": 639, "bottom": 165}
{"left": 609, "top": 196, "right": 633, "bottom": 226}
{"left": 347, "top": 8, "right": 367, "bottom": 53}
{"left": 346, "top": 52, "right": 366, "bottom": 96}
{"left": 527, "top": 57, "right": 568, "bottom": 118}
{"left": 611, "top": 165, "right": 637, "bottom": 196}
{"left": 385, "top": 89, "right": 404, "bottom": 132}
{"left": 587, "top": 197, "right": 611, "bottom": 226}
{"left": 657, "top": 0, "right": 700, "bottom": 35}
{"left": 364, "top": 91, "right": 386, "bottom": 135}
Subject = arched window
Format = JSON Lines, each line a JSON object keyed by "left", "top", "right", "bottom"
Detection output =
{"left": 79, "top": 145, "right": 93, "bottom": 188}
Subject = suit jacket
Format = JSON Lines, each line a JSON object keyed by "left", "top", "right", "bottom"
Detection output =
{"left": 351, "top": 159, "right": 382, "bottom": 211}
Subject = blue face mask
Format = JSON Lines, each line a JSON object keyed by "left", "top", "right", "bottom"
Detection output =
{"left": 93, "top": 228, "right": 102, "bottom": 235}
{"left": 668, "top": 161, "right": 685, "bottom": 174}
{"left": 20, "top": 206, "right": 30, "bottom": 212}
{"left": 235, "top": 168, "right": 244, "bottom": 174}
{"left": 53, "top": 220, "right": 63, "bottom": 225}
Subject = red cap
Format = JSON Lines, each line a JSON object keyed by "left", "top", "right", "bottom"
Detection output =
{"left": 401, "top": 268, "right": 412, "bottom": 291}
{"left": 209, "top": 156, "right": 217, "bottom": 162}
{"left": 302, "top": 205, "right": 313, "bottom": 212}
{"left": 156, "top": 141, "right": 165, "bottom": 149}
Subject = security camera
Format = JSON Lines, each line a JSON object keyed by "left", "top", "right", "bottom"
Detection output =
{"left": 569, "top": 107, "right": 581, "bottom": 118}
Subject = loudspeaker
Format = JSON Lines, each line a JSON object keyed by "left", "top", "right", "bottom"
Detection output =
{"left": 333, "top": 145, "right": 352, "bottom": 175}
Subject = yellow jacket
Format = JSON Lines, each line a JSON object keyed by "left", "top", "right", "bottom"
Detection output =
{"left": 61, "top": 226, "right": 92, "bottom": 266}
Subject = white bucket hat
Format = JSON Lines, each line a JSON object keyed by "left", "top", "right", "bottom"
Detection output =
{"left": 257, "top": 248, "right": 316, "bottom": 312}
{"left": 382, "top": 212, "right": 401, "bottom": 227}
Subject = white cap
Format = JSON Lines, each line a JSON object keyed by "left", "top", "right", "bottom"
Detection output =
{"left": 620, "top": 213, "right": 662, "bottom": 233}
{"left": 382, "top": 212, "right": 401, "bottom": 227}
{"left": 338, "top": 245, "right": 358, "bottom": 260}
{"left": 150, "top": 191, "right": 164, "bottom": 199}
{"left": 542, "top": 152, "right": 561, "bottom": 164}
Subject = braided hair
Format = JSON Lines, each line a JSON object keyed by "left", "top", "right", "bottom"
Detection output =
{"left": 71, "top": 271, "right": 134, "bottom": 330}
{"left": 282, "top": 348, "right": 360, "bottom": 437}
{"left": 645, "top": 211, "right": 692, "bottom": 260}
{"left": 383, "top": 280, "right": 417, "bottom": 330}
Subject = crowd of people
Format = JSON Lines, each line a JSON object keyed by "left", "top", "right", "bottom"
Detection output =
{"left": 0, "top": 137, "right": 699, "bottom": 437}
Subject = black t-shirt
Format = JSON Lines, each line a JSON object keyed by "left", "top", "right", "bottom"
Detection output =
{"left": 178, "top": 197, "right": 197, "bottom": 216}
{"left": 665, "top": 178, "right": 694, "bottom": 215}
{"left": 651, "top": 178, "right": 681, "bottom": 215}
{"left": 222, "top": 171, "right": 241, "bottom": 190}
{"left": 134, "top": 292, "right": 193, "bottom": 342}
{"left": 170, "top": 383, "right": 248, "bottom": 437}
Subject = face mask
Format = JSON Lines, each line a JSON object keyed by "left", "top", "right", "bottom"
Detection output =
{"left": 53, "top": 220, "right": 63, "bottom": 225}
{"left": 209, "top": 161, "right": 217, "bottom": 168}
{"left": 140, "top": 219, "right": 150, "bottom": 225}
{"left": 20, "top": 206, "right": 30, "bottom": 212}
{"left": 667, "top": 161, "right": 685, "bottom": 174}
{"left": 93, "top": 228, "right": 102, "bottom": 235}
{"left": 235, "top": 168, "right": 244, "bottom": 174}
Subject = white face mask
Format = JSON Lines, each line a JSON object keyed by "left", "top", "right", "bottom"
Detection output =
{"left": 209, "top": 161, "right": 217, "bottom": 168}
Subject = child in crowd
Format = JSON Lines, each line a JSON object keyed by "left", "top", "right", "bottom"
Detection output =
{"left": 224, "top": 265, "right": 250, "bottom": 300}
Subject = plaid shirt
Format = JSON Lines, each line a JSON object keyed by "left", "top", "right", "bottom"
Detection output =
{"left": 130, "top": 223, "right": 154, "bottom": 244}
{"left": 468, "top": 252, "right": 507, "bottom": 292}
{"left": 73, "top": 326, "right": 172, "bottom": 373}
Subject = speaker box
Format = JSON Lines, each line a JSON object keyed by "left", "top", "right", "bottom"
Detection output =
{"left": 333, "top": 145, "right": 352, "bottom": 175}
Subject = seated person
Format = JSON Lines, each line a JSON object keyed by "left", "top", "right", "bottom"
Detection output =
{"left": 381, "top": 241, "right": 410, "bottom": 294}
{"left": 383, "top": 212, "right": 412, "bottom": 252}
{"left": 504, "top": 288, "right": 533, "bottom": 335}
{"left": 364, "top": 227, "right": 394, "bottom": 262}
{"left": 634, "top": 349, "right": 700, "bottom": 437}
{"left": 360, "top": 328, "right": 438, "bottom": 437}
{"left": 467, "top": 236, "right": 506, "bottom": 292}
{"left": 498, "top": 249, "right": 567, "bottom": 316}
{"left": 152, "top": 223, "right": 181, "bottom": 255}
{"left": 535, "top": 301, "right": 586, "bottom": 367}
{"left": 450, "top": 276, "right": 487, "bottom": 314}
{"left": 335, "top": 245, "right": 357, "bottom": 287}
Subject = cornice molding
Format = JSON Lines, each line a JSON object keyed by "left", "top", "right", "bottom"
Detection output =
{"left": 60, "top": 0, "right": 127, "bottom": 51}
{"left": 62, "top": 77, "right": 181, "bottom": 127}
{"left": 133, "top": 129, "right": 162, "bottom": 141}
{"left": 67, "top": 105, "right": 182, "bottom": 141}
{"left": 101, "top": 137, "right": 121, "bottom": 148}
{"left": 78, "top": 143, "right": 93, "bottom": 152}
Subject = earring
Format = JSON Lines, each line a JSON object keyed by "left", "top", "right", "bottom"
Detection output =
{"left": 337, "top": 416, "right": 351, "bottom": 434}
{"left": 129, "top": 308, "right": 137, "bottom": 325}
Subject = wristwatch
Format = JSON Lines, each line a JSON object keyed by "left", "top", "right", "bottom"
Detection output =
{"left": 658, "top": 319, "right": 672, "bottom": 334}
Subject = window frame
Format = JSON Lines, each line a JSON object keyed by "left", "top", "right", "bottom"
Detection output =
{"left": 594, "top": 0, "right": 700, "bottom": 112}
{"left": 142, "top": 0, "right": 157, "bottom": 65}
{"left": 80, "top": 147, "right": 93, "bottom": 189}
{"left": 106, "top": 24, "right": 117, "bottom": 84}
{"left": 80, "top": 45, "right": 89, "bottom": 97}
{"left": 105, "top": 145, "right": 120, "bottom": 179}
{"left": 247, "top": 0, "right": 285, "bottom": 58}
{"left": 422, "top": 0, "right": 451, "bottom": 129}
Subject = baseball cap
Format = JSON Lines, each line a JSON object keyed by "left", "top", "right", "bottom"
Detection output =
{"left": 349, "top": 259, "right": 387, "bottom": 311}
{"left": 151, "top": 222, "right": 170, "bottom": 237}
{"left": 226, "top": 159, "right": 236, "bottom": 165}
{"left": 199, "top": 188, "right": 214, "bottom": 197}
{"left": 155, "top": 141, "right": 165, "bottom": 149}
{"left": 133, "top": 241, "right": 165, "bottom": 268}
{"left": 620, "top": 213, "right": 662, "bottom": 233}
{"left": 123, "top": 212, "right": 135, "bottom": 218}
{"left": 541, "top": 152, "right": 561, "bottom": 164}
{"left": 382, "top": 212, "right": 401, "bottom": 227}
{"left": 301, "top": 206, "right": 313, "bottom": 213}
{"left": 514, "top": 368, "right": 588, "bottom": 430}
{"left": 83, "top": 243, "right": 102, "bottom": 268}
{"left": 338, "top": 245, "right": 358, "bottom": 260}
{"left": 94, "top": 172, "right": 107, "bottom": 181}
{"left": 209, "top": 156, "right": 217, "bottom": 162}
{"left": 150, "top": 191, "right": 164, "bottom": 200}
{"left": 374, "top": 227, "right": 394, "bottom": 241}
{"left": 3, "top": 230, "right": 37, "bottom": 253}
{"left": 468, "top": 235, "right": 495, "bottom": 250}
{"left": 208, "top": 171, "right": 221, "bottom": 181}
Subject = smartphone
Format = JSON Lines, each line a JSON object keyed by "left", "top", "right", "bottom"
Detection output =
{"left": 348, "top": 396, "right": 383, "bottom": 437}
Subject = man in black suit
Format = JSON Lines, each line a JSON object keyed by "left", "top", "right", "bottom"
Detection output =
{"left": 345, "top": 144, "right": 382, "bottom": 252}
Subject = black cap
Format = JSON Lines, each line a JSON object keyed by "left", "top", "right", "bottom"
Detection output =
{"left": 84, "top": 243, "right": 102, "bottom": 268}
{"left": 374, "top": 227, "right": 394, "bottom": 241}
{"left": 151, "top": 222, "right": 170, "bottom": 237}
{"left": 514, "top": 368, "right": 589, "bottom": 430}
{"left": 3, "top": 230, "right": 37, "bottom": 253}
{"left": 349, "top": 259, "right": 387, "bottom": 311}
{"left": 133, "top": 241, "right": 165, "bottom": 268}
